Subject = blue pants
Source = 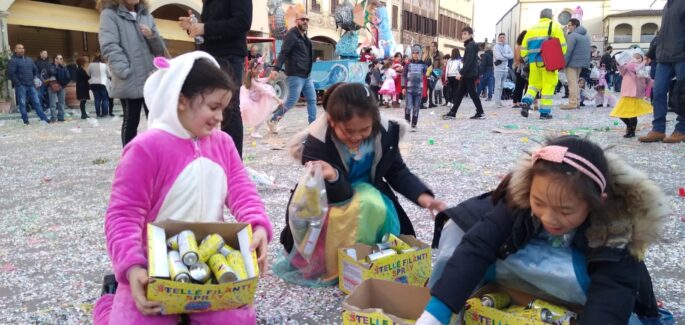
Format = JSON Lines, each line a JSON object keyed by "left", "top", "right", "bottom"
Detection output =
{"left": 91, "top": 84, "right": 110, "bottom": 117}
{"left": 405, "top": 91, "right": 422, "bottom": 126}
{"left": 16, "top": 84, "right": 48, "bottom": 124}
{"left": 271, "top": 76, "right": 317, "bottom": 124}
{"left": 39, "top": 84, "right": 49, "bottom": 108}
{"left": 48, "top": 87, "right": 66, "bottom": 121}
{"left": 652, "top": 61, "right": 685, "bottom": 133}
{"left": 477, "top": 71, "right": 495, "bottom": 99}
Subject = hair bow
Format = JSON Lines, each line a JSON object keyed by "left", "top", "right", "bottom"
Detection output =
{"left": 531, "top": 145, "right": 607, "bottom": 193}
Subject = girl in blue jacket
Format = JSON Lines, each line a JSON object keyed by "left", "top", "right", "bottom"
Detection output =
{"left": 421, "top": 136, "right": 671, "bottom": 325}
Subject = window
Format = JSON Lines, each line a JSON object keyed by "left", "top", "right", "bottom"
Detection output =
{"left": 614, "top": 23, "right": 633, "bottom": 43}
{"left": 311, "top": 0, "right": 321, "bottom": 12}
{"left": 640, "top": 23, "right": 658, "bottom": 43}
{"left": 331, "top": 0, "right": 338, "bottom": 13}
{"left": 392, "top": 5, "right": 398, "bottom": 30}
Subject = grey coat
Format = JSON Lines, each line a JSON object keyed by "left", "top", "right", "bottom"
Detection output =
{"left": 564, "top": 26, "right": 591, "bottom": 68}
{"left": 99, "top": 4, "right": 166, "bottom": 99}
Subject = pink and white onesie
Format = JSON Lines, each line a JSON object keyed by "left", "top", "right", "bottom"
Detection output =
{"left": 93, "top": 52, "right": 273, "bottom": 325}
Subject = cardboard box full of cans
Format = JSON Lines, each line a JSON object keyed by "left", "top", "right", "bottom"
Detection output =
{"left": 146, "top": 221, "right": 259, "bottom": 314}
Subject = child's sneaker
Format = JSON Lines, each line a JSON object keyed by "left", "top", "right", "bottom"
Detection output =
{"left": 266, "top": 120, "right": 279, "bottom": 134}
{"left": 411, "top": 125, "right": 417, "bottom": 132}
{"left": 539, "top": 113, "right": 554, "bottom": 120}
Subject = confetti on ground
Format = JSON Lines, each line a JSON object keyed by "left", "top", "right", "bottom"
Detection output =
{"left": 0, "top": 99, "right": 683, "bottom": 324}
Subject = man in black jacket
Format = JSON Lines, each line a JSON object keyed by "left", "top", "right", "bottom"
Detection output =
{"left": 180, "top": 0, "right": 252, "bottom": 157}
{"left": 639, "top": 0, "right": 685, "bottom": 143}
{"left": 442, "top": 27, "right": 485, "bottom": 120}
{"left": 35, "top": 49, "right": 51, "bottom": 110}
{"left": 267, "top": 12, "right": 317, "bottom": 133}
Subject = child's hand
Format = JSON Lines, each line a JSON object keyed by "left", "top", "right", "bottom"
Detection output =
{"left": 418, "top": 193, "right": 447, "bottom": 219}
{"left": 306, "top": 161, "right": 338, "bottom": 182}
{"left": 127, "top": 266, "right": 162, "bottom": 315}
{"left": 250, "top": 226, "right": 269, "bottom": 275}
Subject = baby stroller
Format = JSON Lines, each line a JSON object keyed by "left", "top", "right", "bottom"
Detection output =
{"left": 500, "top": 68, "right": 516, "bottom": 100}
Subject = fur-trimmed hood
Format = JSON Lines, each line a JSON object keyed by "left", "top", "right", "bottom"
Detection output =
{"left": 507, "top": 146, "right": 670, "bottom": 259}
{"left": 287, "top": 112, "right": 409, "bottom": 163}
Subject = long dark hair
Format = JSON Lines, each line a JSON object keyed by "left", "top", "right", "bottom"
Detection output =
{"left": 181, "top": 59, "right": 234, "bottom": 103}
{"left": 493, "top": 136, "right": 611, "bottom": 221}
{"left": 516, "top": 30, "right": 527, "bottom": 46}
{"left": 324, "top": 82, "right": 381, "bottom": 134}
{"left": 451, "top": 48, "right": 461, "bottom": 59}
{"left": 244, "top": 58, "right": 261, "bottom": 90}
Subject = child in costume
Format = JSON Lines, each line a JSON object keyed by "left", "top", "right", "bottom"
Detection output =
{"left": 378, "top": 61, "right": 397, "bottom": 108}
{"left": 422, "top": 135, "right": 670, "bottom": 325}
{"left": 92, "top": 52, "right": 273, "bottom": 324}
{"left": 279, "top": 82, "right": 446, "bottom": 280}
{"left": 609, "top": 52, "right": 653, "bottom": 138}
{"left": 240, "top": 58, "right": 284, "bottom": 138}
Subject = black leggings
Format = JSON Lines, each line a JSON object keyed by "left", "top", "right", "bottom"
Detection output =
{"left": 121, "top": 98, "right": 148, "bottom": 146}
{"left": 447, "top": 77, "right": 484, "bottom": 115}
{"left": 513, "top": 71, "right": 528, "bottom": 103}
{"left": 620, "top": 117, "right": 638, "bottom": 128}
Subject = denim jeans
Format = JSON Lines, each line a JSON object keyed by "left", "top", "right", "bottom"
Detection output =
{"left": 39, "top": 84, "right": 49, "bottom": 108}
{"left": 652, "top": 61, "right": 685, "bottom": 133}
{"left": 478, "top": 71, "right": 494, "bottom": 99}
{"left": 271, "top": 76, "right": 317, "bottom": 124}
{"left": 494, "top": 70, "right": 508, "bottom": 105}
{"left": 16, "top": 84, "right": 48, "bottom": 124}
{"left": 405, "top": 91, "right": 422, "bottom": 126}
{"left": 90, "top": 84, "right": 110, "bottom": 116}
{"left": 48, "top": 87, "right": 66, "bottom": 121}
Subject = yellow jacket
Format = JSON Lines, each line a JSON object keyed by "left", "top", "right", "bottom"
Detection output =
{"left": 521, "top": 18, "right": 567, "bottom": 63}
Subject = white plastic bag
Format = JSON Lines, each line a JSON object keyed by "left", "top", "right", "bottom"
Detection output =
{"left": 558, "top": 71, "right": 568, "bottom": 85}
{"left": 637, "top": 65, "right": 651, "bottom": 79}
{"left": 288, "top": 164, "right": 328, "bottom": 261}
{"left": 590, "top": 67, "right": 600, "bottom": 80}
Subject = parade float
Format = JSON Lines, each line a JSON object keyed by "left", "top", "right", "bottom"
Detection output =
{"left": 263, "top": 0, "right": 402, "bottom": 97}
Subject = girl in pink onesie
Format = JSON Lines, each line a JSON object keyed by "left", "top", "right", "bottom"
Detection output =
{"left": 92, "top": 52, "right": 273, "bottom": 325}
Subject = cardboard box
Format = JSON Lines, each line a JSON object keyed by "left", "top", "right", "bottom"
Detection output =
{"left": 146, "top": 221, "right": 259, "bottom": 315}
{"left": 465, "top": 284, "right": 581, "bottom": 325}
{"left": 338, "top": 235, "right": 432, "bottom": 295}
{"left": 342, "top": 278, "right": 431, "bottom": 325}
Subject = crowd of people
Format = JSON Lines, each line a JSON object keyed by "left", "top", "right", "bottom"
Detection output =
{"left": 3, "top": 0, "right": 682, "bottom": 323}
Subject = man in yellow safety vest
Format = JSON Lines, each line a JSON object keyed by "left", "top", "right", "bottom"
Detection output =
{"left": 520, "top": 8, "right": 567, "bottom": 119}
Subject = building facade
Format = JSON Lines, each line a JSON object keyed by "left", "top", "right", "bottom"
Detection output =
{"left": 496, "top": 0, "right": 665, "bottom": 53}
{"left": 603, "top": 10, "right": 661, "bottom": 52}
{"left": 437, "top": 0, "right": 473, "bottom": 54}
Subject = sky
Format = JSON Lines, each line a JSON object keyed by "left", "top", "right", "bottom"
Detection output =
{"left": 472, "top": 0, "right": 667, "bottom": 42}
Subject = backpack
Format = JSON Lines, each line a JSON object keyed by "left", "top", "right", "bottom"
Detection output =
{"left": 540, "top": 22, "right": 566, "bottom": 71}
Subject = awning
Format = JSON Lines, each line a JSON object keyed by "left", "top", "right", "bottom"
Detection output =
{"left": 7, "top": 0, "right": 192, "bottom": 42}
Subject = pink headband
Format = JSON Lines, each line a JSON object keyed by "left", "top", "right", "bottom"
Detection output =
{"left": 531, "top": 145, "right": 607, "bottom": 193}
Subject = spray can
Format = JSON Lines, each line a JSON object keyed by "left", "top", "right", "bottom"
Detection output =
{"left": 481, "top": 292, "right": 512, "bottom": 310}
{"left": 189, "top": 262, "right": 211, "bottom": 283}
{"left": 189, "top": 14, "right": 205, "bottom": 45}
{"left": 167, "top": 250, "right": 191, "bottom": 283}
{"left": 178, "top": 230, "right": 199, "bottom": 267}
{"left": 509, "top": 308, "right": 554, "bottom": 323}
{"left": 382, "top": 233, "right": 412, "bottom": 251}
{"left": 528, "top": 299, "right": 577, "bottom": 322}
{"left": 198, "top": 234, "right": 225, "bottom": 263}
{"left": 208, "top": 254, "right": 238, "bottom": 283}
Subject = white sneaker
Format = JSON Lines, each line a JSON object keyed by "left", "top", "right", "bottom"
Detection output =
{"left": 267, "top": 120, "right": 279, "bottom": 134}
{"left": 411, "top": 126, "right": 417, "bottom": 132}
{"left": 250, "top": 132, "right": 263, "bottom": 139}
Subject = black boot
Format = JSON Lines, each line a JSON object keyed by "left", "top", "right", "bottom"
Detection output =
{"left": 624, "top": 126, "right": 636, "bottom": 138}
{"left": 101, "top": 274, "right": 118, "bottom": 295}
{"left": 405, "top": 113, "right": 411, "bottom": 124}
{"left": 80, "top": 101, "right": 89, "bottom": 119}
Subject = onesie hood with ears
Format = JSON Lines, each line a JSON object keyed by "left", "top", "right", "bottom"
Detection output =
{"left": 144, "top": 51, "right": 220, "bottom": 139}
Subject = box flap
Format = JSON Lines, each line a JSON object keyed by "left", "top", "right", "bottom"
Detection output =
{"left": 398, "top": 235, "right": 430, "bottom": 249}
{"left": 343, "top": 279, "right": 431, "bottom": 321}
{"left": 147, "top": 224, "right": 169, "bottom": 278}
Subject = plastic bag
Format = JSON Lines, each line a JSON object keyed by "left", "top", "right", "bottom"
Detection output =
{"left": 288, "top": 164, "right": 328, "bottom": 261}
{"left": 637, "top": 65, "right": 651, "bottom": 79}
{"left": 590, "top": 67, "right": 600, "bottom": 80}
{"left": 558, "top": 71, "right": 568, "bottom": 85}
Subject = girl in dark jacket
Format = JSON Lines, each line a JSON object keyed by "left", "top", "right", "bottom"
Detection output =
{"left": 419, "top": 136, "right": 670, "bottom": 325}
{"left": 280, "top": 82, "right": 446, "bottom": 253}
{"left": 75, "top": 57, "right": 90, "bottom": 119}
